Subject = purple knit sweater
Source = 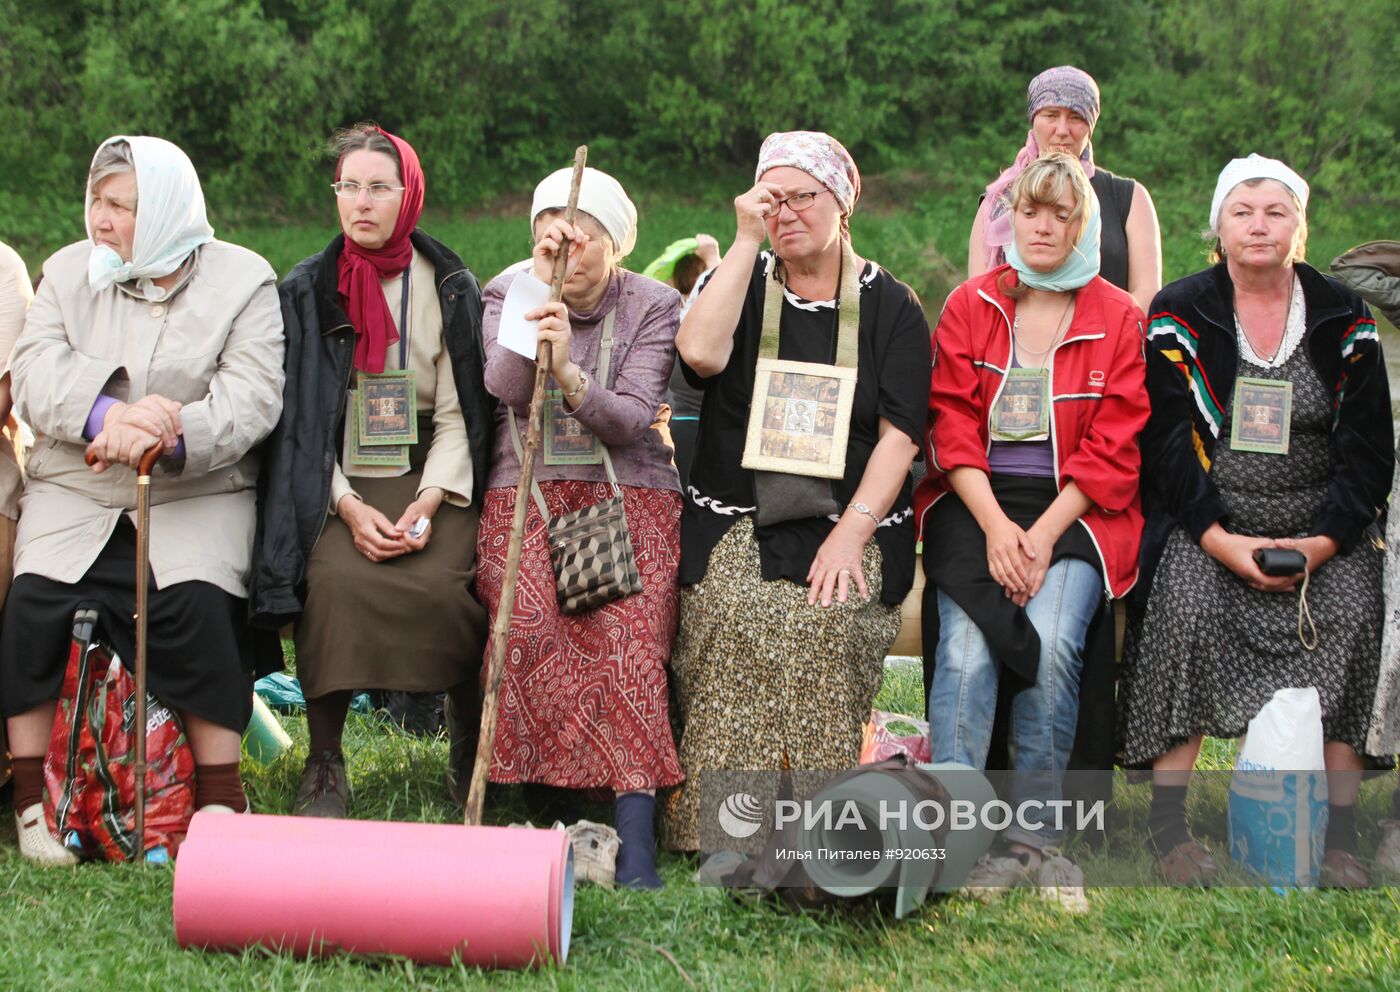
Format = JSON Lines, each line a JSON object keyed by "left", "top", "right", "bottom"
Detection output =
{"left": 482, "top": 267, "right": 683, "bottom": 492}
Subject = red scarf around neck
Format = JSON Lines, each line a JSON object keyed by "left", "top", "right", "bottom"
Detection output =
{"left": 335, "top": 128, "right": 425, "bottom": 373}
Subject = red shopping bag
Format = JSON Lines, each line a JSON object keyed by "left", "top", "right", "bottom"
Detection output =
{"left": 43, "top": 607, "right": 195, "bottom": 861}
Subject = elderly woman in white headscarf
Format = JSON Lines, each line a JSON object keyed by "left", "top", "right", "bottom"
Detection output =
{"left": 478, "top": 166, "right": 683, "bottom": 889}
{"left": 0, "top": 136, "right": 285, "bottom": 864}
{"left": 664, "top": 132, "right": 931, "bottom": 852}
{"left": 1122, "top": 155, "right": 1392, "bottom": 888}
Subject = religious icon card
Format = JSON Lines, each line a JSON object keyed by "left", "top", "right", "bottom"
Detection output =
{"left": 742, "top": 359, "right": 855, "bottom": 479}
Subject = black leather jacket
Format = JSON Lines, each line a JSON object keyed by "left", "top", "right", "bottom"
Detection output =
{"left": 249, "top": 230, "right": 495, "bottom": 627}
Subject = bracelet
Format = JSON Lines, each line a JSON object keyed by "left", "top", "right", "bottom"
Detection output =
{"left": 849, "top": 501, "right": 881, "bottom": 526}
{"left": 564, "top": 369, "right": 589, "bottom": 399}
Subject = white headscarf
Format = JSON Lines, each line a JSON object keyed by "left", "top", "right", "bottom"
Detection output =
{"left": 85, "top": 135, "right": 214, "bottom": 301}
{"left": 1209, "top": 153, "right": 1310, "bottom": 232}
{"left": 530, "top": 166, "right": 637, "bottom": 259}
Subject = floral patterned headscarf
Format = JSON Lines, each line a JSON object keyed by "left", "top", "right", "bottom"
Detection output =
{"left": 755, "top": 131, "right": 861, "bottom": 236}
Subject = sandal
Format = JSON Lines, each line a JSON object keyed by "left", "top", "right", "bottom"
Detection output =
{"left": 15, "top": 803, "right": 80, "bottom": 867}
{"left": 1319, "top": 849, "right": 1371, "bottom": 889}
{"left": 960, "top": 854, "right": 1033, "bottom": 904}
{"left": 1155, "top": 839, "right": 1219, "bottom": 886}
{"left": 1036, "top": 848, "right": 1089, "bottom": 915}
{"left": 566, "top": 819, "right": 621, "bottom": 889}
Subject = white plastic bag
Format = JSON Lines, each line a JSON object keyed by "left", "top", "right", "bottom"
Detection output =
{"left": 1228, "top": 687, "right": 1328, "bottom": 888}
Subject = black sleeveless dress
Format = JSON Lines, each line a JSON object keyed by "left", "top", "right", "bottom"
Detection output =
{"left": 1089, "top": 168, "right": 1137, "bottom": 292}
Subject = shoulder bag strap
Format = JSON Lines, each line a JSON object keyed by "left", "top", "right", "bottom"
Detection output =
{"left": 595, "top": 309, "right": 624, "bottom": 498}
{"left": 506, "top": 409, "right": 551, "bottom": 520}
{"left": 757, "top": 245, "right": 861, "bottom": 369}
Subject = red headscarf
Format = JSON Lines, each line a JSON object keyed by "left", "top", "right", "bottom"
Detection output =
{"left": 335, "top": 127, "right": 425, "bottom": 373}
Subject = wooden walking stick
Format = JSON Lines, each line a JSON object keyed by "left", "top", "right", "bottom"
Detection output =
{"left": 86, "top": 442, "right": 161, "bottom": 861}
{"left": 465, "top": 145, "right": 588, "bottom": 826}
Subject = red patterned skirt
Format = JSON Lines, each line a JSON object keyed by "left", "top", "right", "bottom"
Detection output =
{"left": 477, "top": 482, "right": 684, "bottom": 792}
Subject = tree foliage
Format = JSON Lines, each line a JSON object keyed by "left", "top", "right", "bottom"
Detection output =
{"left": 1, "top": 0, "right": 1396, "bottom": 259}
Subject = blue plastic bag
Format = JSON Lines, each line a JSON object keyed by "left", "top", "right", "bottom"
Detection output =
{"left": 253, "top": 673, "right": 371, "bottom": 715}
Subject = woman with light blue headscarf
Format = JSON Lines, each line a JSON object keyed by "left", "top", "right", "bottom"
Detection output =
{"left": 0, "top": 135, "right": 285, "bottom": 864}
{"left": 913, "top": 152, "right": 1150, "bottom": 910}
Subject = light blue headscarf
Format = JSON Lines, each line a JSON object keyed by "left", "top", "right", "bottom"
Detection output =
{"left": 85, "top": 135, "right": 214, "bottom": 301}
{"left": 1005, "top": 185, "right": 1102, "bottom": 292}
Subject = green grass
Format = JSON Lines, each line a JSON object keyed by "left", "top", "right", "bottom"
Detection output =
{"left": 5, "top": 181, "right": 1400, "bottom": 988}
{"left": 4, "top": 662, "right": 1400, "bottom": 991}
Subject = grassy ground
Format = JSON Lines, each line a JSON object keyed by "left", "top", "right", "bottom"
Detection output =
{"left": 4, "top": 182, "right": 1400, "bottom": 989}
{"left": 4, "top": 663, "right": 1399, "bottom": 991}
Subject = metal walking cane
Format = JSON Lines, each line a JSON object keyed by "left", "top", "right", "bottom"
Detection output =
{"left": 86, "top": 442, "right": 161, "bottom": 861}
{"left": 464, "top": 145, "right": 588, "bottom": 827}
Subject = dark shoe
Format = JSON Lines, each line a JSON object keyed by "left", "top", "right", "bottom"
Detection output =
{"left": 1155, "top": 839, "right": 1219, "bottom": 886}
{"left": 614, "top": 792, "right": 663, "bottom": 890}
{"left": 1319, "top": 849, "right": 1372, "bottom": 889}
{"left": 443, "top": 693, "right": 477, "bottom": 806}
{"left": 376, "top": 690, "right": 446, "bottom": 736}
{"left": 292, "top": 750, "right": 349, "bottom": 818}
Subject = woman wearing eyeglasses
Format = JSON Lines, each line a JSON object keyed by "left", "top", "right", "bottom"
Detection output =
{"left": 251, "top": 123, "right": 494, "bottom": 818}
{"left": 663, "top": 131, "right": 931, "bottom": 852}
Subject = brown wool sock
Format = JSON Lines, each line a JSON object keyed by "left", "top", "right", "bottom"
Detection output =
{"left": 11, "top": 756, "right": 45, "bottom": 812}
{"left": 194, "top": 762, "right": 248, "bottom": 813}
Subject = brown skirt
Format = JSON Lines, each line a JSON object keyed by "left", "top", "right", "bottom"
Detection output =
{"left": 294, "top": 469, "right": 487, "bottom": 699}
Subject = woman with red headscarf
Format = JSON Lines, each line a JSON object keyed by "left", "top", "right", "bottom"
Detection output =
{"left": 251, "top": 123, "right": 495, "bottom": 817}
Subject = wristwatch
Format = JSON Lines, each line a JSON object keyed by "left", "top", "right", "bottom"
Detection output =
{"left": 850, "top": 501, "right": 881, "bottom": 526}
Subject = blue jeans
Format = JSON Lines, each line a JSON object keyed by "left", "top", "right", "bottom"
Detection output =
{"left": 928, "top": 557, "right": 1101, "bottom": 849}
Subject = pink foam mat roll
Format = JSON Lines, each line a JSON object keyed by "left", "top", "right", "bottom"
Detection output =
{"left": 173, "top": 812, "right": 574, "bottom": 968}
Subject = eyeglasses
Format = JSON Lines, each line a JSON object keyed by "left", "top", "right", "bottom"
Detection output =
{"left": 331, "top": 181, "right": 405, "bottom": 201}
{"left": 773, "top": 189, "right": 829, "bottom": 213}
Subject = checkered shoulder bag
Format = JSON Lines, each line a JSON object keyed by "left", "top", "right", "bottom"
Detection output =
{"left": 541, "top": 485, "right": 642, "bottom": 613}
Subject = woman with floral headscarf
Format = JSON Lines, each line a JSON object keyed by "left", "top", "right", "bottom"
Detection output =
{"left": 253, "top": 123, "right": 494, "bottom": 820}
{"left": 2, "top": 135, "right": 285, "bottom": 863}
{"left": 970, "top": 65, "right": 1162, "bottom": 314}
{"left": 665, "top": 131, "right": 931, "bottom": 852}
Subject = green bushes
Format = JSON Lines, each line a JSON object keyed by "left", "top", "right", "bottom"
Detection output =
{"left": 2, "top": 0, "right": 1397, "bottom": 267}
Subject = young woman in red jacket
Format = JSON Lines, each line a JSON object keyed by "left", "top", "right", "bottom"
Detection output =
{"left": 914, "top": 153, "right": 1149, "bottom": 908}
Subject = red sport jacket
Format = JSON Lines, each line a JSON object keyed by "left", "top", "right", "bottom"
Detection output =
{"left": 913, "top": 266, "right": 1150, "bottom": 598}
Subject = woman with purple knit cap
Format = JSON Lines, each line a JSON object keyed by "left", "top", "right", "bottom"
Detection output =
{"left": 665, "top": 131, "right": 931, "bottom": 851}
{"left": 970, "top": 65, "right": 1162, "bottom": 314}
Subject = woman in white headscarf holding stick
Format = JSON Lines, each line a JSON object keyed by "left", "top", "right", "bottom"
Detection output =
{"left": 0, "top": 135, "right": 285, "bottom": 864}
{"left": 664, "top": 132, "right": 931, "bottom": 852}
{"left": 477, "top": 166, "right": 684, "bottom": 889}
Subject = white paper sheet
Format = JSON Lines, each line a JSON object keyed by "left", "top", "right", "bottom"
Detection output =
{"left": 497, "top": 270, "right": 551, "bottom": 360}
